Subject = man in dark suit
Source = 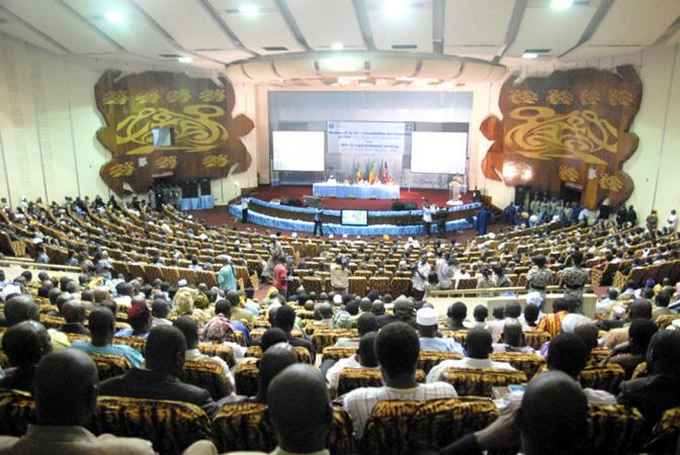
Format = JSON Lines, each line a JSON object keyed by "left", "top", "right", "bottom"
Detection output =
{"left": 99, "top": 325, "right": 218, "bottom": 417}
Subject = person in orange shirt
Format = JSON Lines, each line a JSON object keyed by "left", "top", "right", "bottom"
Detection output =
{"left": 537, "top": 298, "right": 570, "bottom": 338}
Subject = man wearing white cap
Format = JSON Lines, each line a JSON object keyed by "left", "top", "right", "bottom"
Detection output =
{"left": 416, "top": 307, "right": 464, "bottom": 354}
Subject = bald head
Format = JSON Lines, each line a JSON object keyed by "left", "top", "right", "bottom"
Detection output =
{"left": 267, "top": 364, "right": 332, "bottom": 453}
{"left": 256, "top": 343, "right": 298, "bottom": 403}
{"left": 34, "top": 349, "right": 99, "bottom": 426}
{"left": 518, "top": 371, "right": 588, "bottom": 455}
{"left": 4, "top": 295, "right": 39, "bottom": 326}
{"left": 2, "top": 320, "right": 51, "bottom": 368}
{"left": 573, "top": 323, "right": 599, "bottom": 351}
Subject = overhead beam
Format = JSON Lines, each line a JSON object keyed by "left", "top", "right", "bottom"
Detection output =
{"left": 432, "top": 0, "right": 445, "bottom": 54}
{"left": 274, "top": 0, "right": 312, "bottom": 51}
{"left": 197, "top": 0, "right": 260, "bottom": 57}
{"left": 0, "top": 4, "right": 72, "bottom": 54}
{"left": 494, "top": 0, "right": 528, "bottom": 63}
{"left": 352, "top": 0, "right": 376, "bottom": 51}
{"left": 560, "top": 0, "right": 615, "bottom": 58}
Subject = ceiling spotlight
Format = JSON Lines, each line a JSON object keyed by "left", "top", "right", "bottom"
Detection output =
{"left": 330, "top": 42, "right": 344, "bottom": 51}
{"left": 178, "top": 56, "right": 193, "bottom": 63}
{"left": 550, "top": 0, "right": 574, "bottom": 11}
{"left": 239, "top": 3, "right": 259, "bottom": 17}
{"left": 383, "top": 0, "right": 410, "bottom": 18}
{"left": 104, "top": 10, "right": 123, "bottom": 24}
{"left": 522, "top": 52, "right": 539, "bottom": 59}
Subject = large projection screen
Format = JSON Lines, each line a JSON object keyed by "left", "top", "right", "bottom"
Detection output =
{"left": 272, "top": 131, "right": 325, "bottom": 171}
{"left": 411, "top": 132, "right": 467, "bottom": 174}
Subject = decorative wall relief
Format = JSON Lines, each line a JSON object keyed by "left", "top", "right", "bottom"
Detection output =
{"left": 95, "top": 70, "right": 254, "bottom": 194}
{"left": 480, "top": 65, "right": 642, "bottom": 208}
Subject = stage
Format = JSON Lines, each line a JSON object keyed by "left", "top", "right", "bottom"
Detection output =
{"left": 247, "top": 185, "right": 454, "bottom": 210}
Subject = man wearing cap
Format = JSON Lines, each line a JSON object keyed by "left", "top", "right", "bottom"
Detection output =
{"left": 416, "top": 307, "right": 464, "bottom": 354}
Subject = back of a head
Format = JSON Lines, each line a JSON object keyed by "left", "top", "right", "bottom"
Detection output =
{"left": 144, "top": 325, "right": 187, "bottom": 375}
{"left": 4, "top": 295, "right": 39, "bottom": 326}
{"left": 466, "top": 328, "right": 493, "bottom": 359}
{"left": 345, "top": 299, "right": 360, "bottom": 316}
{"left": 502, "top": 321, "right": 523, "bottom": 347}
{"left": 607, "top": 288, "right": 619, "bottom": 300}
{"left": 274, "top": 304, "right": 296, "bottom": 332}
{"left": 261, "top": 327, "right": 289, "bottom": 351}
{"left": 2, "top": 321, "right": 51, "bottom": 368}
{"left": 226, "top": 289, "right": 240, "bottom": 306}
{"left": 532, "top": 255, "right": 547, "bottom": 268}
{"left": 34, "top": 349, "right": 99, "bottom": 426}
{"left": 505, "top": 301, "right": 522, "bottom": 319}
{"left": 62, "top": 300, "right": 86, "bottom": 324}
{"left": 371, "top": 300, "right": 385, "bottom": 315}
{"left": 267, "top": 364, "right": 332, "bottom": 453}
{"left": 356, "top": 312, "right": 378, "bottom": 336}
{"left": 376, "top": 321, "right": 419, "bottom": 376}
{"left": 655, "top": 289, "right": 671, "bottom": 308}
{"left": 630, "top": 299, "right": 653, "bottom": 320}
{"left": 215, "top": 299, "right": 232, "bottom": 318}
{"left": 173, "top": 316, "right": 199, "bottom": 349}
{"left": 523, "top": 304, "right": 539, "bottom": 325}
{"left": 258, "top": 342, "right": 298, "bottom": 402}
{"left": 358, "top": 331, "right": 378, "bottom": 367}
{"left": 88, "top": 307, "right": 115, "bottom": 341}
{"left": 518, "top": 371, "right": 588, "bottom": 455}
{"left": 152, "top": 299, "right": 170, "bottom": 318}
{"left": 547, "top": 333, "right": 589, "bottom": 378}
{"left": 473, "top": 305, "right": 488, "bottom": 323}
{"left": 447, "top": 301, "right": 467, "bottom": 321}
{"left": 628, "top": 319, "right": 658, "bottom": 354}
{"left": 573, "top": 323, "right": 599, "bottom": 351}
{"left": 318, "top": 302, "right": 333, "bottom": 320}
{"left": 359, "top": 298, "right": 372, "bottom": 313}
{"left": 647, "top": 330, "right": 680, "bottom": 376}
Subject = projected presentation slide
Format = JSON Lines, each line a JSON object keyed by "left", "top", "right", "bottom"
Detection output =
{"left": 411, "top": 131, "right": 468, "bottom": 174}
{"left": 342, "top": 210, "right": 368, "bottom": 226}
{"left": 272, "top": 131, "right": 325, "bottom": 171}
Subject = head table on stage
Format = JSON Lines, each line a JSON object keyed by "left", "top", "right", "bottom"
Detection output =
{"left": 312, "top": 182, "right": 400, "bottom": 199}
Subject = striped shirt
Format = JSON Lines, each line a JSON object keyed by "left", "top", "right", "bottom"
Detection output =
{"left": 342, "top": 383, "right": 457, "bottom": 438}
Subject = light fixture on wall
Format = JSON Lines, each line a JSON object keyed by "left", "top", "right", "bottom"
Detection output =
{"left": 551, "top": 0, "right": 574, "bottom": 11}
{"left": 330, "top": 42, "right": 344, "bottom": 51}
{"left": 178, "top": 56, "right": 193, "bottom": 64}
{"left": 522, "top": 52, "right": 539, "bottom": 60}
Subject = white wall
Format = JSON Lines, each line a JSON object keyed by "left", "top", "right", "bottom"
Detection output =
{"left": 0, "top": 36, "right": 258, "bottom": 207}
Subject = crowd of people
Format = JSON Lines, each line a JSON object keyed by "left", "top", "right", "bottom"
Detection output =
{"left": 0, "top": 195, "right": 679, "bottom": 454}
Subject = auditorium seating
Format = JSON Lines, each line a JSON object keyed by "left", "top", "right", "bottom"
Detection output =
{"left": 441, "top": 367, "right": 528, "bottom": 397}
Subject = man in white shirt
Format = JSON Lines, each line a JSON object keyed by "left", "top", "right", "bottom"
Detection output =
{"left": 412, "top": 254, "right": 431, "bottom": 301}
{"left": 342, "top": 322, "right": 457, "bottom": 439}
{"left": 422, "top": 201, "right": 433, "bottom": 236}
{"left": 427, "top": 328, "right": 515, "bottom": 383}
{"left": 666, "top": 209, "right": 678, "bottom": 233}
{"left": 416, "top": 307, "right": 464, "bottom": 354}
{"left": 326, "top": 332, "right": 379, "bottom": 391}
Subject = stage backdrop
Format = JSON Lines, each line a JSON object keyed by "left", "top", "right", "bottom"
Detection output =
{"left": 480, "top": 65, "right": 642, "bottom": 209}
{"left": 268, "top": 91, "right": 472, "bottom": 189}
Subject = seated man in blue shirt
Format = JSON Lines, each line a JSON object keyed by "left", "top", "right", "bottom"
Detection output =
{"left": 71, "top": 307, "right": 145, "bottom": 368}
{"left": 416, "top": 307, "right": 463, "bottom": 354}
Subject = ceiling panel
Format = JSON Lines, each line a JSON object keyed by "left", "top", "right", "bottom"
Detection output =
{"left": 287, "top": 0, "right": 364, "bottom": 50}
{"left": 209, "top": 0, "right": 303, "bottom": 54}
{"left": 367, "top": 0, "right": 433, "bottom": 53}
{"left": 134, "top": 0, "right": 236, "bottom": 51}
{"left": 194, "top": 49, "right": 252, "bottom": 63}
{"left": 62, "top": 0, "right": 182, "bottom": 59}
{"left": 1, "top": 0, "right": 117, "bottom": 54}
{"left": 0, "top": 9, "right": 67, "bottom": 54}
{"left": 506, "top": 0, "right": 599, "bottom": 57}
{"left": 274, "top": 58, "right": 317, "bottom": 79}
{"left": 443, "top": 0, "right": 514, "bottom": 56}
{"left": 588, "top": 0, "right": 680, "bottom": 46}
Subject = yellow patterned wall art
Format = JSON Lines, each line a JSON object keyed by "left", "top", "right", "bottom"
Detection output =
{"left": 95, "top": 70, "right": 254, "bottom": 194}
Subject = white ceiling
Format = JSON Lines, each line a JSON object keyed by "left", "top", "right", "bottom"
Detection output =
{"left": 0, "top": 0, "right": 678, "bottom": 81}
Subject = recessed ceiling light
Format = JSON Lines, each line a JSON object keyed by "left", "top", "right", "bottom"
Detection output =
{"left": 522, "top": 52, "right": 539, "bottom": 59}
{"left": 550, "top": 0, "right": 574, "bottom": 11}
{"left": 383, "top": 0, "right": 410, "bottom": 19}
{"left": 239, "top": 3, "right": 259, "bottom": 17}
{"left": 330, "top": 42, "right": 344, "bottom": 51}
{"left": 178, "top": 56, "right": 193, "bottom": 63}
{"left": 104, "top": 10, "right": 123, "bottom": 24}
